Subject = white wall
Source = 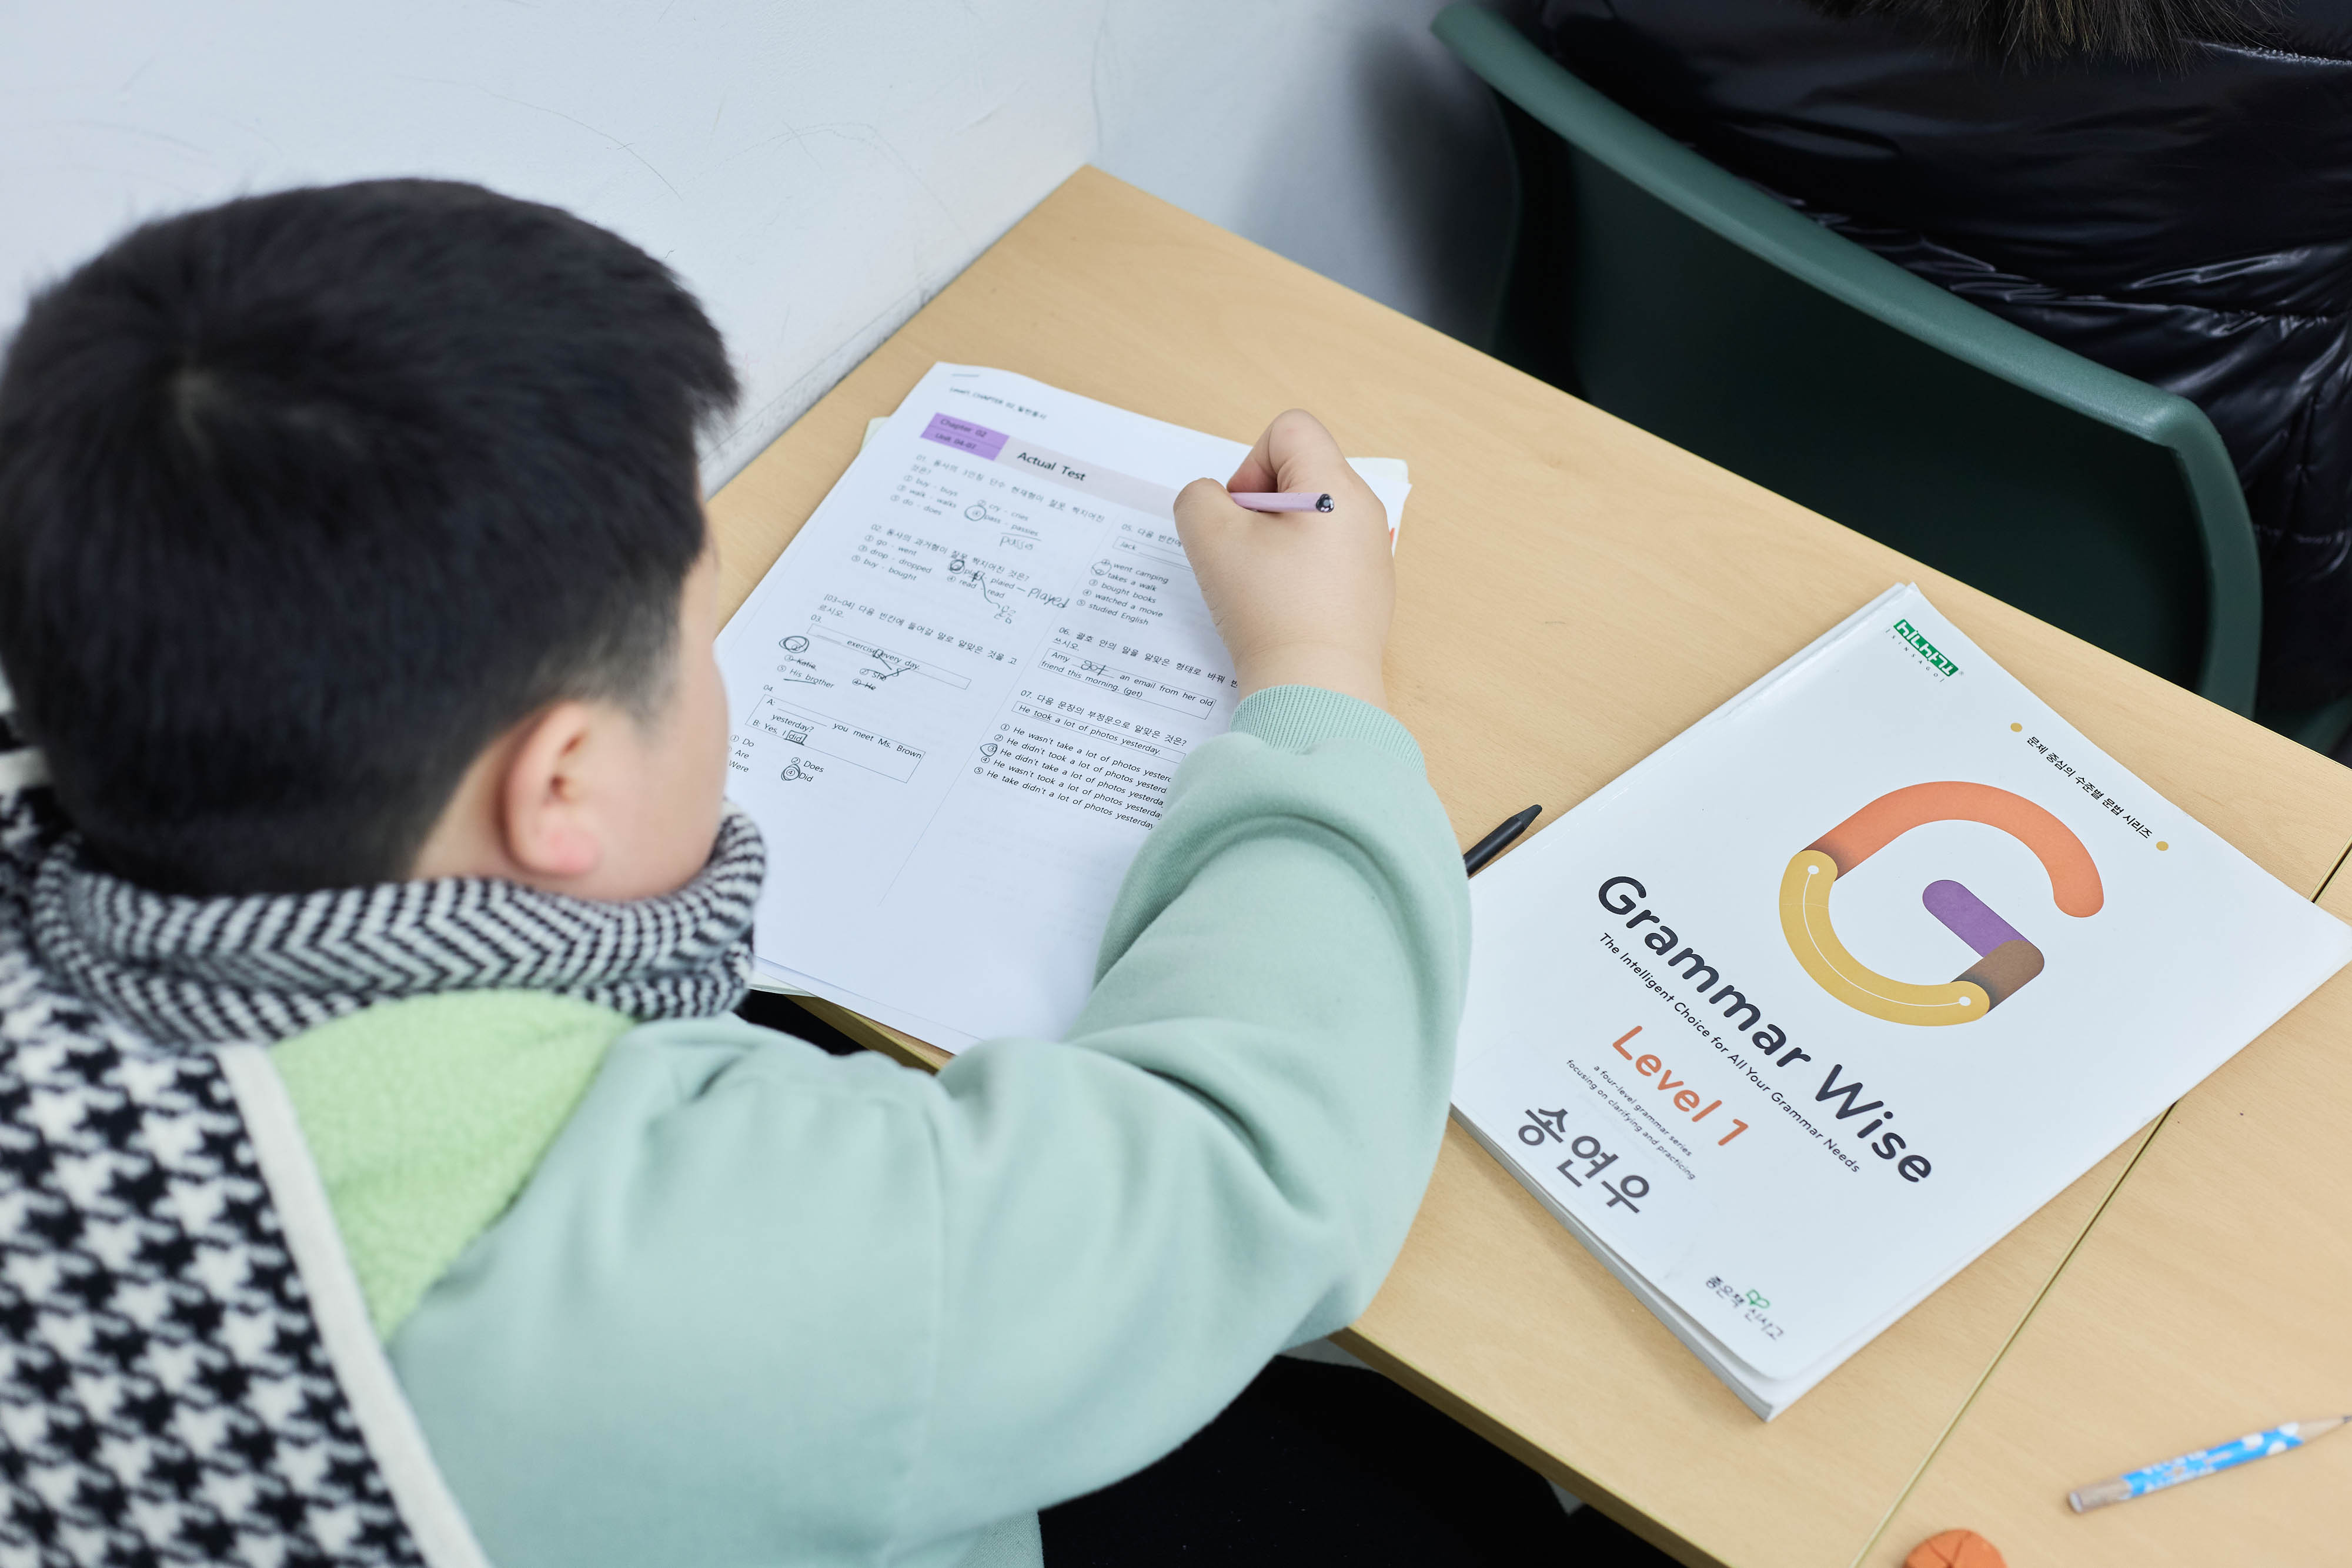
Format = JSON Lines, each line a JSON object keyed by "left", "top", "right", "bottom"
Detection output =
{"left": 0, "top": 1, "right": 1512, "bottom": 486}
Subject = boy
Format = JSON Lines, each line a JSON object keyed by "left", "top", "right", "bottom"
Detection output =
{"left": 0, "top": 180, "right": 1468, "bottom": 1567}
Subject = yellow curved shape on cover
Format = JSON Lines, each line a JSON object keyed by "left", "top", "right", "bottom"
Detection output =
{"left": 1778, "top": 851, "right": 1991, "bottom": 1027}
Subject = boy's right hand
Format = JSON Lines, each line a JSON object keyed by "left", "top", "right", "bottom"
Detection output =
{"left": 1174, "top": 410, "right": 1394, "bottom": 710}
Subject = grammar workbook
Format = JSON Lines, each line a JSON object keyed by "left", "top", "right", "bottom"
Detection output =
{"left": 1451, "top": 585, "right": 2352, "bottom": 1418}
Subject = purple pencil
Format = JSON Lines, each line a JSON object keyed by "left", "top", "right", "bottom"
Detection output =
{"left": 1230, "top": 491, "right": 1333, "bottom": 513}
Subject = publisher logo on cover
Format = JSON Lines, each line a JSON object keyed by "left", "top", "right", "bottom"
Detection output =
{"left": 1893, "top": 617, "right": 1959, "bottom": 677}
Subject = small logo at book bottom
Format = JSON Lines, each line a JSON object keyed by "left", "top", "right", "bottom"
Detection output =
{"left": 1780, "top": 782, "right": 2102, "bottom": 1027}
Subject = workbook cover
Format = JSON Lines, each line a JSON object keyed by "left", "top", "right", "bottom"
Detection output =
{"left": 1451, "top": 584, "right": 2352, "bottom": 1417}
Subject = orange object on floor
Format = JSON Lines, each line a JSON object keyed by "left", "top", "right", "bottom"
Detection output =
{"left": 1906, "top": 1529, "right": 2007, "bottom": 1568}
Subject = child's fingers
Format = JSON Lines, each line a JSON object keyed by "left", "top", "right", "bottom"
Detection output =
{"left": 1224, "top": 438, "right": 1279, "bottom": 496}
{"left": 1173, "top": 477, "right": 1245, "bottom": 556}
{"left": 1174, "top": 410, "right": 1395, "bottom": 707}
{"left": 1227, "top": 409, "right": 1318, "bottom": 493}
{"left": 1261, "top": 409, "right": 1357, "bottom": 494}
{"left": 1225, "top": 409, "right": 1351, "bottom": 499}
{"left": 1194, "top": 410, "right": 1385, "bottom": 557}
{"left": 1261, "top": 413, "right": 1383, "bottom": 530}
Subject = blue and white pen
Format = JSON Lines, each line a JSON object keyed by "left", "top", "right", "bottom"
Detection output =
{"left": 2069, "top": 1415, "right": 2348, "bottom": 1511}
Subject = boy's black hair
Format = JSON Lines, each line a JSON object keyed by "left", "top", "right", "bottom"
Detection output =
{"left": 0, "top": 179, "right": 739, "bottom": 894}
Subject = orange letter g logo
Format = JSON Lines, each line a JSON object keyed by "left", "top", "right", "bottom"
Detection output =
{"left": 1779, "top": 783, "right": 2102, "bottom": 1027}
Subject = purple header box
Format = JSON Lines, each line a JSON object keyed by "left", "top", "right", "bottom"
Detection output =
{"left": 921, "top": 412, "right": 1009, "bottom": 460}
{"left": 1922, "top": 878, "right": 2026, "bottom": 957}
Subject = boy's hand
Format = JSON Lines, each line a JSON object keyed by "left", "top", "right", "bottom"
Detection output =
{"left": 1174, "top": 410, "right": 1393, "bottom": 709}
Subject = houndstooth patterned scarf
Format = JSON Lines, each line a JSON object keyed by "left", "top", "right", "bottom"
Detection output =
{"left": 0, "top": 745, "right": 763, "bottom": 1567}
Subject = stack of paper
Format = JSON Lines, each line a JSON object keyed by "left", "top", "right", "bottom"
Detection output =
{"left": 1449, "top": 585, "right": 2352, "bottom": 1417}
{"left": 716, "top": 364, "right": 1409, "bottom": 1049}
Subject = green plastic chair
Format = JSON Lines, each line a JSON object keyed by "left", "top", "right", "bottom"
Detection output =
{"left": 1433, "top": 4, "right": 2268, "bottom": 720}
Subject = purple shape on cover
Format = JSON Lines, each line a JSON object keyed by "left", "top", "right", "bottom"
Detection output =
{"left": 921, "top": 413, "right": 1009, "bottom": 460}
{"left": 1922, "top": 879, "right": 2026, "bottom": 958}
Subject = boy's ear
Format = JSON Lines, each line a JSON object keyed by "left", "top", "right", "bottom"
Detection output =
{"left": 498, "top": 701, "right": 605, "bottom": 880}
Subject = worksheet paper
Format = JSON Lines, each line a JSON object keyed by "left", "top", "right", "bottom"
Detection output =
{"left": 1449, "top": 584, "right": 2352, "bottom": 1416}
{"left": 717, "top": 364, "right": 1411, "bottom": 1049}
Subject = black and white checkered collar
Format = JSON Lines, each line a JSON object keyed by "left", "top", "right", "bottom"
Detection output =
{"left": 26, "top": 802, "right": 764, "bottom": 1049}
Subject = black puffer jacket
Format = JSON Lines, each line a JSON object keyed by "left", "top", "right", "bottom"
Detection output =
{"left": 1529, "top": 0, "right": 2352, "bottom": 709}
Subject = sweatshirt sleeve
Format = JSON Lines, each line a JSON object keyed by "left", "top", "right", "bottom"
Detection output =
{"left": 385, "top": 686, "right": 1470, "bottom": 1567}
{"left": 897, "top": 685, "right": 1469, "bottom": 1533}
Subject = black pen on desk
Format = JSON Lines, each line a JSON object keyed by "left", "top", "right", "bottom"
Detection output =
{"left": 1464, "top": 805, "right": 1542, "bottom": 877}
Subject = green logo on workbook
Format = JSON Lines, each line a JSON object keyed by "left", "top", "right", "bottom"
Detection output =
{"left": 1893, "top": 618, "right": 1959, "bottom": 677}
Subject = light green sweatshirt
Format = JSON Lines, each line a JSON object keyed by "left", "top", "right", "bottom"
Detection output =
{"left": 271, "top": 686, "right": 1470, "bottom": 1568}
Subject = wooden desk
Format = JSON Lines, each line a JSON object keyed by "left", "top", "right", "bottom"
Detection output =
{"left": 1862, "top": 863, "right": 2352, "bottom": 1566}
{"left": 707, "top": 166, "right": 2352, "bottom": 1568}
